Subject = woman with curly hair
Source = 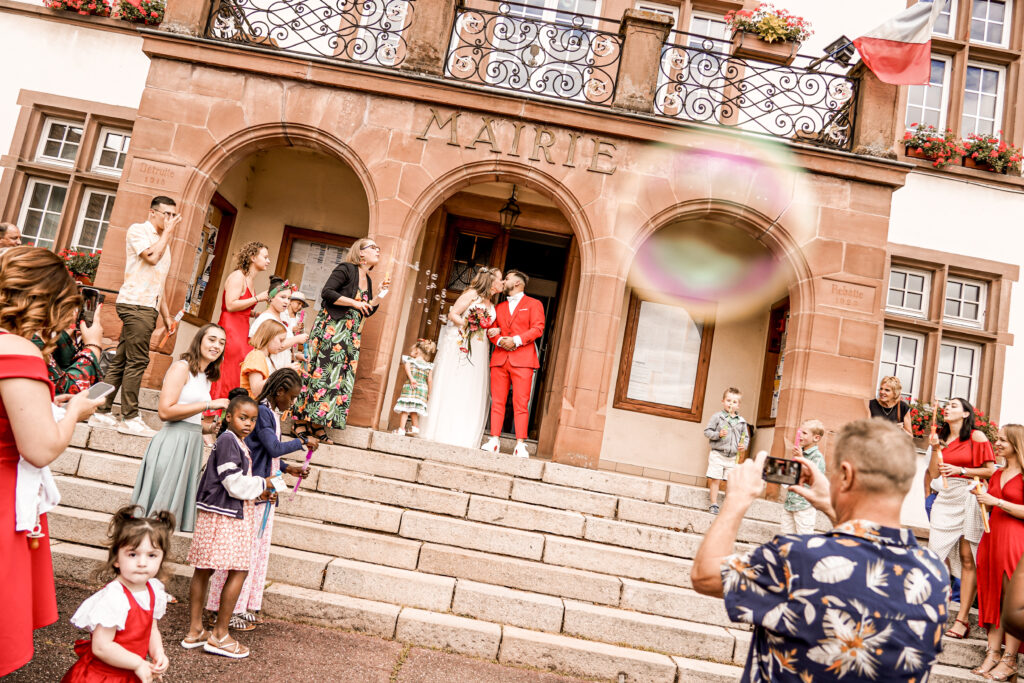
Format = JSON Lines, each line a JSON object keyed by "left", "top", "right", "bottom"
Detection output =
{"left": 0, "top": 247, "right": 105, "bottom": 676}
{"left": 211, "top": 241, "right": 270, "bottom": 400}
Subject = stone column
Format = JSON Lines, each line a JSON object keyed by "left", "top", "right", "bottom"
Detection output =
{"left": 611, "top": 9, "right": 673, "bottom": 114}
{"left": 162, "top": 0, "right": 214, "bottom": 36}
{"left": 849, "top": 62, "right": 900, "bottom": 159}
{"left": 399, "top": 0, "right": 457, "bottom": 76}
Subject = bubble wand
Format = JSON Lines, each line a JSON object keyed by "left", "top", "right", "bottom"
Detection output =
{"left": 290, "top": 448, "right": 314, "bottom": 499}
{"left": 973, "top": 476, "right": 991, "bottom": 534}
{"left": 930, "top": 401, "right": 947, "bottom": 489}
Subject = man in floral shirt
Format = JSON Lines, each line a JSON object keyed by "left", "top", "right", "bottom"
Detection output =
{"left": 693, "top": 419, "right": 949, "bottom": 682}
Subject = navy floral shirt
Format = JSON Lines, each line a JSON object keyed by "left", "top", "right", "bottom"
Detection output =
{"left": 722, "top": 520, "right": 950, "bottom": 682}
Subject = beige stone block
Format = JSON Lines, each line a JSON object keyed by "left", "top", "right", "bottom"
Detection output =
{"left": 673, "top": 656, "right": 744, "bottom": 682}
{"left": 272, "top": 516, "right": 421, "bottom": 570}
{"left": 417, "top": 461, "right": 513, "bottom": 499}
{"left": 395, "top": 608, "right": 501, "bottom": 659}
{"left": 87, "top": 428, "right": 149, "bottom": 459}
{"left": 266, "top": 546, "right": 332, "bottom": 591}
{"left": 47, "top": 506, "right": 109, "bottom": 547}
{"left": 323, "top": 425, "right": 373, "bottom": 449}
{"left": 51, "top": 449, "right": 82, "bottom": 475}
{"left": 542, "top": 463, "right": 667, "bottom": 502}
{"left": 276, "top": 489, "right": 403, "bottom": 533}
{"left": 76, "top": 452, "right": 140, "bottom": 488}
{"left": 543, "top": 537, "right": 691, "bottom": 588}
{"left": 499, "top": 626, "right": 677, "bottom": 683}
{"left": 451, "top": 580, "right": 563, "bottom": 633}
{"left": 511, "top": 479, "right": 618, "bottom": 518}
{"left": 70, "top": 423, "right": 90, "bottom": 448}
{"left": 323, "top": 557, "right": 455, "bottom": 611}
{"left": 617, "top": 498, "right": 779, "bottom": 546}
{"left": 562, "top": 600, "right": 734, "bottom": 660}
{"left": 370, "top": 431, "right": 545, "bottom": 479}
{"left": 53, "top": 475, "right": 131, "bottom": 514}
{"left": 665, "top": 483, "right": 782, "bottom": 523}
{"left": 619, "top": 579, "right": 738, "bottom": 629}
{"left": 417, "top": 543, "right": 621, "bottom": 605}
{"left": 317, "top": 470, "right": 469, "bottom": 517}
{"left": 584, "top": 517, "right": 700, "bottom": 559}
{"left": 467, "top": 496, "right": 585, "bottom": 537}
{"left": 729, "top": 628, "right": 751, "bottom": 666}
{"left": 261, "top": 582, "right": 398, "bottom": 638}
{"left": 399, "top": 511, "right": 544, "bottom": 560}
{"left": 312, "top": 444, "right": 419, "bottom": 482}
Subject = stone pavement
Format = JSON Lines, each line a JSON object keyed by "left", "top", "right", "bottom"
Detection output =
{"left": 8, "top": 581, "right": 594, "bottom": 683}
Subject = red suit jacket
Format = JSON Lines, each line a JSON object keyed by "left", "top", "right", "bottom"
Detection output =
{"left": 489, "top": 295, "right": 545, "bottom": 368}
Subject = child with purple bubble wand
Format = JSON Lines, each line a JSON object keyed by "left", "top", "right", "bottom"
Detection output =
{"left": 204, "top": 370, "right": 317, "bottom": 631}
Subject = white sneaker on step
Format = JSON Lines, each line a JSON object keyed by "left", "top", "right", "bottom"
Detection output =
{"left": 117, "top": 416, "right": 157, "bottom": 437}
{"left": 88, "top": 412, "right": 118, "bottom": 428}
{"left": 513, "top": 442, "right": 529, "bottom": 459}
{"left": 481, "top": 436, "right": 500, "bottom": 454}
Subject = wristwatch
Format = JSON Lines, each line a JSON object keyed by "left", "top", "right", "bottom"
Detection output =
{"left": 960, "top": 467, "right": 967, "bottom": 476}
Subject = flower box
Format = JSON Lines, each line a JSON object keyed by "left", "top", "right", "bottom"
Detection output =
{"left": 904, "top": 146, "right": 928, "bottom": 160}
{"left": 731, "top": 30, "right": 799, "bottom": 66}
{"left": 963, "top": 156, "right": 1007, "bottom": 174}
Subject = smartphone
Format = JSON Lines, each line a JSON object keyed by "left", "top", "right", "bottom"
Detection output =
{"left": 762, "top": 456, "right": 802, "bottom": 486}
{"left": 80, "top": 287, "right": 105, "bottom": 326}
{"left": 86, "top": 382, "right": 116, "bottom": 401}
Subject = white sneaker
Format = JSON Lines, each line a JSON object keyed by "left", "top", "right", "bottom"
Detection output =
{"left": 117, "top": 416, "right": 157, "bottom": 437}
{"left": 88, "top": 412, "right": 118, "bottom": 428}
{"left": 481, "top": 436, "right": 500, "bottom": 454}
{"left": 513, "top": 442, "right": 530, "bottom": 459}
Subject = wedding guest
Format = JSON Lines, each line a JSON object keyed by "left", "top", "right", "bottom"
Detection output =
{"left": 240, "top": 319, "right": 289, "bottom": 399}
{"left": 131, "top": 324, "right": 229, "bottom": 533}
{"left": 0, "top": 247, "right": 104, "bottom": 676}
{"left": 284, "top": 290, "right": 309, "bottom": 334}
{"left": 210, "top": 241, "right": 269, "bottom": 401}
{"left": 0, "top": 222, "right": 22, "bottom": 248}
{"left": 248, "top": 276, "right": 307, "bottom": 370}
{"left": 34, "top": 311, "right": 104, "bottom": 395}
{"left": 928, "top": 397, "right": 996, "bottom": 639}
{"left": 292, "top": 238, "right": 389, "bottom": 443}
{"left": 393, "top": 339, "right": 436, "bottom": 436}
{"left": 868, "top": 375, "right": 912, "bottom": 433}
{"left": 90, "top": 196, "right": 178, "bottom": 437}
{"left": 970, "top": 424, "right": 1024, "bottom": 680}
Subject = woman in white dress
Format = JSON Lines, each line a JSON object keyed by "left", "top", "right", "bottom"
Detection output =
{"left": 420, "top": 268, "right": 502, "bottom": 448}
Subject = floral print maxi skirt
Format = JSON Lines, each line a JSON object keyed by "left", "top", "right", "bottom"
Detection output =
{"left": 292, "top": 305, "right": 363, "bottom": 430}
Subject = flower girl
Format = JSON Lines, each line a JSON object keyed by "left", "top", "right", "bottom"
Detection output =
{"left": 393, "top": 339, "right": 436, "bottom": 435}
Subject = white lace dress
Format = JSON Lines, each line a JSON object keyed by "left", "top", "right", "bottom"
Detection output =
{"left": 419, "top": 299, "right": 495, "bottom": 449}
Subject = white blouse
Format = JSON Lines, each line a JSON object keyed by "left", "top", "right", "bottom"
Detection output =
{"left": 70, "top": 578, "right": 167, "bottom": 631}
{"left": 176, "top": 363, "right": 212, "bottom": 425}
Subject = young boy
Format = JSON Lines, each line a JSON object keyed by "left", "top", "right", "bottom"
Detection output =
{"left": 703, "top": 387, "right": 749, "bottom": 514}
{"left": 782, "top": 419, "right": 827, "bottom": 534}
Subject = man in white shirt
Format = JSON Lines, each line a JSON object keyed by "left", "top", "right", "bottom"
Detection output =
{"left": 90, "top": 196, "right": 178, "bottom": 436}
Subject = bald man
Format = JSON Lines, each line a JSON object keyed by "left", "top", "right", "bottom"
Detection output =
{"left": 0, "top": 223, "right": 21, "bottom": 248}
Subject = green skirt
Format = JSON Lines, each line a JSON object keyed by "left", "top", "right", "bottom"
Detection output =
{"left": 130, "top": 421, "right": 204, "bottom": 533}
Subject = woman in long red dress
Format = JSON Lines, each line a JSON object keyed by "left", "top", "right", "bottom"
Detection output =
{"left": 972, "top": 424, "right": 1024, "bottom": 680}
{"left": 0, "top": 247, "right": 104, "bottom": 676}
{"left": 210, "top": 242, "right": 269, "bottom": 400}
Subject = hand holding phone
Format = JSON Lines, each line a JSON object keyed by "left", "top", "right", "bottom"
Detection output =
{"left": 762, "top": 456, "right": 802, "bottom": 485}
{"left": 79, "top": 287, "right": 105, "bottom": 327}
{"left": 87, "top": 382, "right": 116, "bottom": 401}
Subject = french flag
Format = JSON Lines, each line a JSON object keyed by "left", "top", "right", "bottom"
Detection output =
{"left": 853, "top": 1, "right": 945, "bottom": 85}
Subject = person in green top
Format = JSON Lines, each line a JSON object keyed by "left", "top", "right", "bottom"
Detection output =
{"left": 782, "top": 419, "right": 826, "bottom": 534}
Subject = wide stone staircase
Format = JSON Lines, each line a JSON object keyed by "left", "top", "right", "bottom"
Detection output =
{"left": 45, "top": 394, "right": 988, "bottom": 682}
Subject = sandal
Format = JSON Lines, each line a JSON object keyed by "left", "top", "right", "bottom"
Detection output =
{"left": 944, "top": 618, "right": 969, "bottom": 639}
{"left": 204, "top": 633, "right": 250, "bottom": 659}
{"left": 180, "top": 629, "right": 210, "bottom": 649}
{"left": 241, "top": 610, "right": 263, "bottom": 625}
{"left": 228, "top": 614, "right": 256, "bottom": 631}
{"left": 986, "top": 652, "right": 1019, "bottom": 681}
{"left": 974, "top": 648, "right": 1004, "bottom": 676}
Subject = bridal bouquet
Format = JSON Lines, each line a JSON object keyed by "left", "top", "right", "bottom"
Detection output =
{"left": 457, "top": 305, "right": 492, "bottom": 359}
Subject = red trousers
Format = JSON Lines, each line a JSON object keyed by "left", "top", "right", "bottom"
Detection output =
{"left": 489, "top": 362, "right": 534, "bottom": 439}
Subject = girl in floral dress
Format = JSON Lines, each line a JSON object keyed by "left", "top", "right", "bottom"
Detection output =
{"left": 393, "top": 339, "right": 436, "bottom": 435}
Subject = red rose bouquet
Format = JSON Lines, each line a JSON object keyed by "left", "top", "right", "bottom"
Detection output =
{"left": 458, "top": 305, "right": 492, "bottom": 360}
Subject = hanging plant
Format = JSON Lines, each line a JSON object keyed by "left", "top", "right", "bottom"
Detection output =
{"left": 116, "top": 0, "right": 164, "bottom": 25}
{"left": 43, "top": 0, "right": 112, "bottom": 17}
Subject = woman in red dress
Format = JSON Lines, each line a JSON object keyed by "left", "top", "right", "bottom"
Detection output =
{"left": 0, "top": 247, "right": 104, "bottom": 676}
{"left": 972, "top": 424, "right": 1024, "bottom": 681}
{"left": 210, "top": 242, "right": 269, "bottom": 400}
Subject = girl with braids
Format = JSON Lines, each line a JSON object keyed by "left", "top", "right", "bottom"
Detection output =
{"left": 183, "top": 389, "right": 274, "bottom": 659}
{"left": 62, "top": 506, "right": 174, "bottom": 683}
{"left": 211, "top": 241, "right": 270, "bottom": 400}
{"left": 131, "top": 324, "right": 228, "bottom": 533}
{"left": 205, "top": 369, "right": 317, "bottom": 629}
{"left": 0, "top": 247, "right": 105, "bottom": 676}
{"left": 248, "top": 276, "right": 307, "bottom": 370}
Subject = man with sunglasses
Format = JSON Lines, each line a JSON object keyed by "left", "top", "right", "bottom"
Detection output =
{"left": 90, "top": 196, "right": 179, "bottom": 437}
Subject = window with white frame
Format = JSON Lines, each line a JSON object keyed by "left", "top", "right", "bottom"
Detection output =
{"left": 906, "top": 57, "right": 951, "bottom": 130}
{"left": 880, "top": 330, "right": 925, "bottom": 399}
{"left": 36, "top": 118, "right": 83, "bottom": 166}
{"left": 71, "top": 189, "right": 116, "bottom": 252}
{"left": 962, "top": 62, "right": 1005, "bottom": 136}
{"left": 886, "top": 267, "right": 931, "bottom": 317}
{"left": 970, "top": 0, "right": 1010, "bottom": 46}
{"left": 936, "top": 339, "right": 981, "bottom": 403}
{"left": 18, "top": 178, "right": 68, "bottom": 249}
{"left": 92, "top": 128, "right": 131, "bottom": 174}
{"left": 944, "top": 276, "right": 987, "bottom": 327}
{"left": 922, "top": 0, "right": 957, "bottom": 36}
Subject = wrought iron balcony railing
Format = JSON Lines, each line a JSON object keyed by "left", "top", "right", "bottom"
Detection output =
{"left": 654, "top": 31, "right": 857, "bottom": 150}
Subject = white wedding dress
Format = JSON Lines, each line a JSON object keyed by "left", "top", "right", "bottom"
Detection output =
{"left": 419, "top": 298, "right": 495, "bottom": 449}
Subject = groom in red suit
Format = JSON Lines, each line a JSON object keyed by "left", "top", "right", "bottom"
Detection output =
{"left": 481, "top": 270, "right": 544, "bottom": 459}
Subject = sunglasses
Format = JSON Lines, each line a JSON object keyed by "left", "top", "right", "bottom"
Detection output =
{"left": 360, "top": 244, "right": 381, "bottom": 251}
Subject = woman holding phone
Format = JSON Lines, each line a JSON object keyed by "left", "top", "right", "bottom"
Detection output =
{"left": 0, "top": 247, "right": 105, "bottom": 676}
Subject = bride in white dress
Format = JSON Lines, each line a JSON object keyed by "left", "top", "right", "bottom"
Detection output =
{"left": 420, "top": 268, "right": 503, "bottom": 449}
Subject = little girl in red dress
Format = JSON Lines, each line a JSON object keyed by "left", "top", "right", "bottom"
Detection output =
{"left": 62, "top": 507, "right": 174, "bottom": 683}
